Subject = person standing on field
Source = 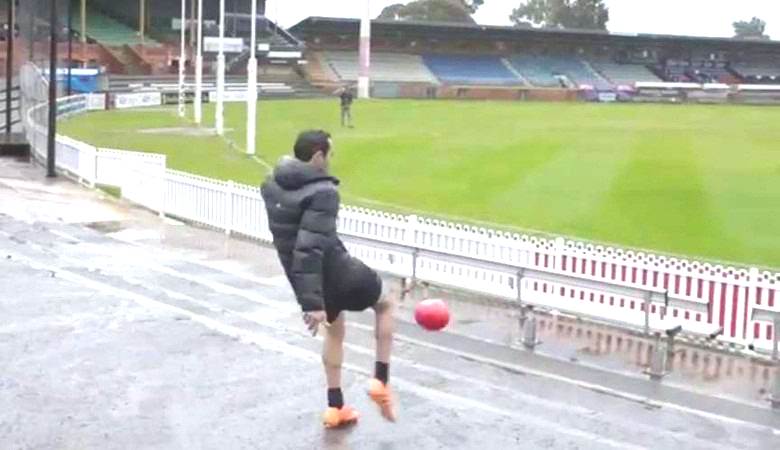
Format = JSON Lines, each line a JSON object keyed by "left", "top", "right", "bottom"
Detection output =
{"left": 339, "top": 87, "right": 355, "bottom": 128}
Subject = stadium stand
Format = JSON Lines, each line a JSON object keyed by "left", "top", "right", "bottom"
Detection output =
{"left": 509, "top": 55, "right": 610, "bottom": 89}
{"left": 660, "top": 60, "right": 693, "bottom": 82}
{"left": 84, "top": 7, "right": 159, "bottom": 47}
{"left": 290, "top": 17, "right": 780, "bottom": 95}
{"left": 659, "top": 59, "right": 739, "bottom": 84}
{"left": 322, "top": 51, "right": 439, "bottom": 84}
{"left": 590, "top": 60, "right": 662, "bottom": 86}
{"left": 508, "top": 56, "right": 562, "bottom": 87}
{"left": 733, "top": 61, "right": 780, "bottom": 83}
{"left": 304, "top": 53, "right": 340, "bottom": 84}
{"left": 687, "top": 61, "right": 734, "bottom": 83}
{"left": 422, "top": 54, "right": 520, "bottom": 86}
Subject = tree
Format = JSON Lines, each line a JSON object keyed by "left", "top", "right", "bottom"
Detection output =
{"left": 461, "top": 0, "right": 485, "bottom": 13}
{"left": 378, "top": 3, "right": 406, "bottom": 21}
{"left": 733, "top": 17, "right": 769, "bottom": 40}
{"left": 377, "top": 0, "right": 478, "bottom": 24}
{"left": 509, "top": 0, "right": 609, "bottom": 31}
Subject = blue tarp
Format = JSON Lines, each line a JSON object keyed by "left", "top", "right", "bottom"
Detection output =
{"left": 44, "top": 68, "right": 102, "bottom": 93}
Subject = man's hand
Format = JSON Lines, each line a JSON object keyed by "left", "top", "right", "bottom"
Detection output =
{"left": 302, "top": 311, "right": 327, "bottom": 336}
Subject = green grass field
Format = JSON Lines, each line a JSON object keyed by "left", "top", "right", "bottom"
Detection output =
{"left": 60, "top": 99, "right": 780, "bottom": 269}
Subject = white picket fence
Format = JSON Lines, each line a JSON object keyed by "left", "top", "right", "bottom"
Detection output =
{"left": 21, "top": 69, "right": 780, "bottom": 353}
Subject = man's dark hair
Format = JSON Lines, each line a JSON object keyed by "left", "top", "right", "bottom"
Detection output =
{"left": 294, "top": 130, "right": 331, "bottom": 162}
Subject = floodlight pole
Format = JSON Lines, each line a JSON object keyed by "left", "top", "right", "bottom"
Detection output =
{"left": 246, "top": 0, "right": 257, "bottom": 155}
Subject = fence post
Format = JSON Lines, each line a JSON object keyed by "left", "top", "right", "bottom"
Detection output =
{"left": 555, "top": 237, "right": 565, "bottom": 271}
{"left": 647, "top": 332, "right": 668, "bottom": 380}
{"left": 158, "top": 164, "right": 167, "bottom": 218}
{"left": 516, "top": 268, "right": 525, "bottom": 306}
{"left": 644, "top": 290, "right": 652, "bottom": 335}
{"left": 771, "top": 365, "right": 780, "bottom": 409}
{"left": 774, "top": 316, "right": 780, "bottom": 363}
{"left": 746, "top": 267, "right": 759, "bottom": 342}
{"left": 406, "top": 214, "right": 419, "bottom": 247}
{"left": 521, "top": 306, "right": 540, "bottom": 350}
{"left": 769, "top": 316, "right": 780, "bottom": 409}
{"left": 224, "top": 180, "right": 234, "bottom": 235}
{"left": 92, "top": 147, "right": 100, "bottom": 188}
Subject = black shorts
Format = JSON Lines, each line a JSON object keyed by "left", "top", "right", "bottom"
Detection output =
{"left": 323, "top": 258, "right": 382, "bottom": 324}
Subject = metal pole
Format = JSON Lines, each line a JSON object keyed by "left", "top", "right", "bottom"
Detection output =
{"left": 246, "top": 0, "right": 257, "bottom": 155}
{"left": 47, "top": 0, "right": 58, "bottom": 177}
{"left": 29, "top": 0, "right": 35, "bottom": 60}
{"left": 189, "top": 0, "right": 195, "bottom": 48}
{"left": 67, "top": 0, "right": 73, "bottom": 96}
{"left": 81, "top": 0, "right": 86, "bottom": 42}
{"left": 193, "top": 0, "right": 202, "bottom": 123}
{"left": 215, "top": 0, "right": 225, "bottom": 135}
{"left": 80, "top": 0, "right": 86, "bottom": 68}
{"left": 139, "top": 0, "right": 145, "bottom": 45}
{"left": 5, "top": 0, "right": 14, "bottom": 134}
{"left": 177, "top": 0, "right": 186, "bottom": 117}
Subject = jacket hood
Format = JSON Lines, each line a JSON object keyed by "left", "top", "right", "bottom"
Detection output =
{"left": 272, "top": 156, "right": 339, "bottom": 190}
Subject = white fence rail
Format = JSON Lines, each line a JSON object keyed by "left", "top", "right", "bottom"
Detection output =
{"left": 21, "top": 64, "right": 780, "bottom": 353}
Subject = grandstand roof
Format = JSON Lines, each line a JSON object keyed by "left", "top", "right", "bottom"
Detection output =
{"left": 290, "top": 17, "right": 780, "bottom": 52}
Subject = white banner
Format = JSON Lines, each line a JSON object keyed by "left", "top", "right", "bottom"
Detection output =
{"left": 597, "top": 92, "right": 617, "bottom": 103}
{"left": 207, "top": 90, "right": 250, "bottom": 103}
{"left": 171, "top": 18, "right": 198, "bottom": 31}
{"left": 203, "top": 37, "right": 244, "bottom": 54}
{"left": 87, "top": 93, "right": 107, "bottom": 110}
{"left": 268, "top": 51, "right": 302, "bottom": 59}
{"left": 114, "top": 92, "right": 163, "bottom": 109}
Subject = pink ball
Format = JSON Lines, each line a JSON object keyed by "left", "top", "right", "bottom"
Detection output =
{"left": 414, "top": 299, "right": 450, "bottom": 331}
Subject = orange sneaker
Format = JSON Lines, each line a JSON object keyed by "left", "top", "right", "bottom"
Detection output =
{"left": 368, "top": 379, "right": 397, "bottom": 422}
{"left": 322, "top": 406, "right": 359, "bottom": 429}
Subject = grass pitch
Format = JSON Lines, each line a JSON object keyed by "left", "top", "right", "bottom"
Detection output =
{"left": 60, "top": 99, "right": 780, "bottom": 268}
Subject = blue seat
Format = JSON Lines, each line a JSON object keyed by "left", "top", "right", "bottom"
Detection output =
{"left": 423, "top": 54, "right": 521, "bottom": 86}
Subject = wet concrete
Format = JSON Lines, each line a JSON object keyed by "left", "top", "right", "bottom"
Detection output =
{"left": 2, "top": 158, "right": 780, "bottom": 449}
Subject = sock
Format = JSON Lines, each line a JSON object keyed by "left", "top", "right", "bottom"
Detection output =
{"left": 327, "top": 388, "right": 344, "bottom": 409}
{"left": 374, "top": 361, "right": 389, "bottom": 385}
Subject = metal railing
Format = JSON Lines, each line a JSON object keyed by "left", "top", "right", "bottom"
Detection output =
{"left": 0, "top": 85, "right": 21, "bottom": 131}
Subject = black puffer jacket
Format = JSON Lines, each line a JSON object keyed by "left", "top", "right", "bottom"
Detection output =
{"left": 260, "top": 157, "right": 351, "bottom": 312}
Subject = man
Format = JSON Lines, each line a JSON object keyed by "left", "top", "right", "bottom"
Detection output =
{"left": 339, "top": 87, "right": 355, "bottom": 128}
{"left": 260, "top": 130, "right": 396, "bottom": 428}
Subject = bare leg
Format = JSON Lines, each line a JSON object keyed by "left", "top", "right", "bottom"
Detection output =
{"left": 374, "top": 296, "right": 394, "bottom": 364}
{"left": 369, "top": 295, "right": 397, "bottom": 421}
{"left": 321, "top": 313, "right": 360, "bottom": 427}
{"left": 323, "top": 313, "right": 346, "bottom": 389}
